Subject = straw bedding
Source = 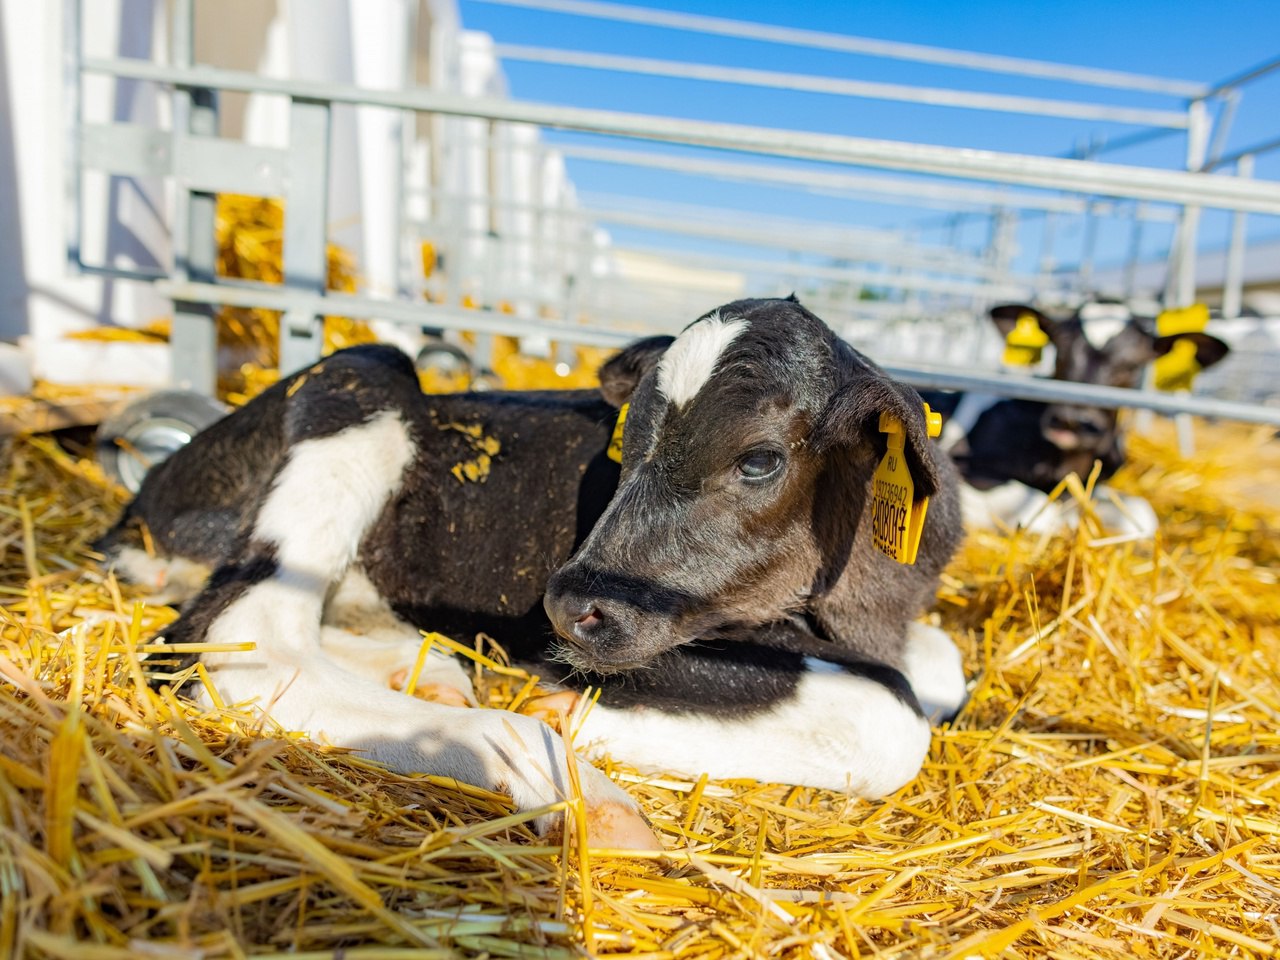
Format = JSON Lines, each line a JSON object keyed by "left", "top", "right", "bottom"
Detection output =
{"left": 1, "top": 410, "right": 1276, "bottom": 959}
{"left": 5, "top": 194, "right": 1278, "bottom": 958}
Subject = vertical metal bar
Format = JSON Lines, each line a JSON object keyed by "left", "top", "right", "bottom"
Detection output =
{"left": 1205, "top": 91, "right": 1239, "bottom": 170}
{"left": 169, "top": 0, "right": 218, "bottom": 394}
{"left": 279, "top": 98, "right": 333, "bottom": 376}
{"left": 1221, "top": 154, "right": 1252, "bottom": 320}
{"left": 1163, "top": 99, "right": 1211, "bottom": 450}
{"left": 396, "top": 0, "right": 417, "bottom": 301}
{"left": 1123, "top": 204, "right": 1146, "bottom": 298}
{"left": 63, "top": 0, "right": 84, "bottom": 273}
{"left": 1170, "top": 99, "right": 1210, "bottom": 307}
{"left": 1078, "top": 200, "right": 1099, "bottom": 294}
{"left": 1038, "top": 211, "right": 1057, "bottom": 281}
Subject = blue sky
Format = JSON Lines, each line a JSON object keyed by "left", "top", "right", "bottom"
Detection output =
{"left": 457, "top": 0, "right": 1279, "bottom": 288}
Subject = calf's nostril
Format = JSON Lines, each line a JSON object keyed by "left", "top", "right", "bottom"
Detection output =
{"left": 575, "top": 606, "right": 604, "bottom": 631}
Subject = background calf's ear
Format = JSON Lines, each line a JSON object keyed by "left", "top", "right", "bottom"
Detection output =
{"left": 989, "top": 303, "right": 1057, "bottom": 341}
{"left": 598, "top": 336, "right": 675, "bottom": 408}
{"left": 815, "top": 374, "right": 943, "bottom": 499}
{"left": 1155, "top": 332, "right": 1230, "bottom": 370}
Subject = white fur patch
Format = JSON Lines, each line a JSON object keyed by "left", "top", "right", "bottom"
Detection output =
{"left": 937, "top": 393, "right": 1001, "bottom": 453}
{"left": 656, "top": 310, "right": 748, "bottom": 409}
{"left": 255, "top": 411, "right": 416, "bottom": 586}
{"left": 1078, "top": 303, "right": 1132, "bottom": 350}
{"left": 901, "top": 622, "right": 968, "bottom": 723}
{"left": 961, "top": 480, "right": 1157, "bottom": 538}
{"left": 321, "top": 567, "right": 476, "bottom": 704}
{"left": 112, "top": 547, "right": 211, "bottom": 605}
{"left": 576, "top": 665, "right": 932, "bottom": 797}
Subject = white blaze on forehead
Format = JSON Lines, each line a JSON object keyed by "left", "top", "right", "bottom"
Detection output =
{"left": 1078, "top": 302, "right": 1132, "bottom": 349}
{"left": 656, "top": 310, "right": 748, "bottom": 408}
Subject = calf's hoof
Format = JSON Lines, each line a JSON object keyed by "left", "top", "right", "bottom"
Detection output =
{"left": 522, "top": 690, "right": 582, "bottom": 729}
{"left": 388, "top": 668, "right": 474, "bottom": 707}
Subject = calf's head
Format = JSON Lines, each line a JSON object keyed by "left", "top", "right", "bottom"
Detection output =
{"left": 545, "top": 297, "right": 946, "bottom": 674}
{"left": 990, "top": 302, "right": 1228, "bottom": 470}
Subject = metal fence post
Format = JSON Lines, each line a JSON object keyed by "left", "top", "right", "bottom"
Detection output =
{"left": 1169, "top": 98, "right": 1210, "bottom": 307}
{"left": 169, "top": 0, "right": 218, "bottom": 394}
{"left": 1222, "top": 154, "right": 1253, "bottom": 319}
{"left": 63, "top": 0, "right": 83, "bottom": 274}
{"left": 1122, "top": 204, "right": 1146, "bottom": 298}
{"left": 279, "top": 99, "right": 333, "bottom": 377}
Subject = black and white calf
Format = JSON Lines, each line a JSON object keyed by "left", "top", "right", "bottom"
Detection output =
{"left": 99, "top": 297, "right": 967, "bottom": 846}
{"left": 927, "top": 302, "right": 1229, "bottom": 536}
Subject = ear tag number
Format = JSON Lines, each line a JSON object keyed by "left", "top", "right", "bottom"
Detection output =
{"left": 871, "top": 404, "right": 942, "bottom": 565}
{"left": 1002, "top": 313, "right": 1049, "bottom": 367}
{"left": 1156, "top": 303, "right": 1209, "bottom": 337}
{"left": 1154, "top": 337, "right": 1201, "bottom": 392}
{"left": 607, "top": 402, "right": 629, "bottom": 463}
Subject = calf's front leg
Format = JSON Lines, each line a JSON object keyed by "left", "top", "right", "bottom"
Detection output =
{"left": 553, "top": 622, "right": 967, "bottom": 796}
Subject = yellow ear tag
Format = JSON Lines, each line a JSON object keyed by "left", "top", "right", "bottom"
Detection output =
{"left": 1156, "top": 302, "right": 1209, "bottom": 337}
{"left": 607, "top": 402, "right": 629, "bottom": 463}
{"left": 1002, "top": 313, "right": 1050, "bottom": 367}
{"left": 1154, "top": 337, "right": 1201, "bottom": 392}
{"left": 871, "top": 404, "right": 941, "bottom": 565}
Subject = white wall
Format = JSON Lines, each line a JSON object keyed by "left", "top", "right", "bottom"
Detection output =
{"left": 0, "top": 0, "right": 171, "bottom": 350}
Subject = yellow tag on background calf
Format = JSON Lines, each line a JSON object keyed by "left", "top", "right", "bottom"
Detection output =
{"left": 607, "top": 403, "right": 629, "bottom": 463}
{"left": 1154, "top": 337, "right": 1201, "bottom": 392}
{"left": 1156, "top": 303, "right": 1209, "bottom": 337}
{"left": 1002, "top": 313, "right": 1050, "bottom": 367}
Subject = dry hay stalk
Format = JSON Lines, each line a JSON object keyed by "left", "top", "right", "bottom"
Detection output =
{"left": 0, "top": 420, "right": 1277, "bottom": 958}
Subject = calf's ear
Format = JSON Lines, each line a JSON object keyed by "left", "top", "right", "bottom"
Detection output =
{"left": 814, "top": 369, "right": 944, "bottom": 499}
{"left": 1155, "top": 332, "right": 1230, "bottom": 370}
{"left": 990, "top": 303, "right": 1058, "bottom": 341}
{"left": 597, "top": 335, "right": 675, "bottom": 408}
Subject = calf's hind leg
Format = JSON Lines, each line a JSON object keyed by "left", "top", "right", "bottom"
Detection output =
{"left": 174, "top": 364, "right": 652, "bottom": 846}
{"left": 320, "top": 567, "right": 476, "bottom": 706}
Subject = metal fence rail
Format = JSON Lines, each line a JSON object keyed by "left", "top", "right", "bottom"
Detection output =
{"left": 475, "top": 0, "right": 1212, "bottom": 97}
{"left": 67, "top": 0, "right": 1280, "bottom": 426}
{"left": 82, "top": 58, "right": 1280, "bottom": 215}
{"left": 154, "top": 278, "right": 1280, "bottom": 427}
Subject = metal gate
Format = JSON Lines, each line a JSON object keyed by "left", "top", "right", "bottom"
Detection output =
{"left": 66, "top": 0, "right": 1280, "bottom": 425}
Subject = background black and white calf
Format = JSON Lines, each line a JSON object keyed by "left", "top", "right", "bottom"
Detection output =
{"left": 925, "top": 301, "right": 1230, "bottom": 536}
{"left": 99, "top": 297, "right": 968, "bottom": 842}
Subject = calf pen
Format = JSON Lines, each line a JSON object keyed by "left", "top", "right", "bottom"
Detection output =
{"left": 1, "top": 414, "right": 1277, "bottom": 958}
{"left": 4, "top": 2, "right": 1278, "bottom": 956}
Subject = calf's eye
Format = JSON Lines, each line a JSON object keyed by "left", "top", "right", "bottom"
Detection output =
{"left": 737, "top": 450, "right": 784, "bottom": 482}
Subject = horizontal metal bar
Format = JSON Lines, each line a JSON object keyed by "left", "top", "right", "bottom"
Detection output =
{"left": 476, "top": 0, "right": 1209, "bottom": 98}
{"left": 71, "top": 260, "right": 170, "bottom": 283}
{"left": 153, "top": 281, "right": 1278, "bottom": 425}
{"left": 81, "top": 58, "right": 1280, "bottom": 215}
{"left": 1204, "top": 135, "right": 1280, "bottom": 172}
{"left": 1204, "top": 54, "right": 1280, "bottom": 98}
{"left": 81, "top": 122, "right": 170, "bottom": 178}
{"left": 580, "top": 198, "right": 1025, "bottom": 279}
{"left": 495, "top": 44, "right": 1191, "bottom": 128}
{"left": 608, "top": 243, "right": 1035, "bottom": 299}
{"left": 176, "top": 135, "right": 287, "bottom": 195}
{"left": 444, "top": 131, "right": 1176, "bottom": 219}
{"left": 81, "top": 122, "right": 289, "bottom": 194}
{"left": 152, "top": 279, "right": 645, "bottom": 347}
{"left": 556, "top": 142, "right": 1179, "bottom": 219}
{"left": 884, "top": 363, "right": 1280, "bottom": 426}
